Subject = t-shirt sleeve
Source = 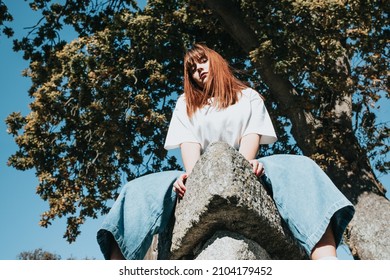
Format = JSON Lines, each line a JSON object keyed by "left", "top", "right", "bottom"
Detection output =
{"left": 164, "top": 96, "right": 200, "bottom": 150}
{"left": 242, "top": 89, "right": 277, "bottom": 145}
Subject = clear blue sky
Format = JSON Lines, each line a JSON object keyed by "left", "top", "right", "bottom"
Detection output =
{"left": 0, "top": 0, "right": 105, "bottom": 259}
{"left": 0, "top": 0, "right": 388, "bottom": 260}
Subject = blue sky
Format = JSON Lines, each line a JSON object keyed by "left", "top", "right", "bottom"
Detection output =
{"left": 0, "top": 1, "right": 388, "bottom": 260}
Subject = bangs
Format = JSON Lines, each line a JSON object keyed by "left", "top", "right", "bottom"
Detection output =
{"left": 183, "top": 43, "right": 247, "bottom": 117}
{"left": 184, "top": 47, "right": 208, "bottom": 72}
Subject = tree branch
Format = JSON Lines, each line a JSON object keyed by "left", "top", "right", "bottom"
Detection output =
{"left": 204, "top": 0, "right": 320, "bottom": 155}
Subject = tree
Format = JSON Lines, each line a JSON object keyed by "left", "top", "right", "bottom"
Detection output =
{"left": 17, "top": 248, "right": 61, "bottom": 260}
{"left": 17, "top": 248, "right": 95, "bottom": 259}
{"left": 0, "top": 0, "right": 13, "bottom": 37}
{"left": 4, "top": 0, "right": 389, "bottom": 258}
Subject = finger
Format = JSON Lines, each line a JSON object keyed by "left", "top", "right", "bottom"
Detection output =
{"left": 179, "top": 184, "right": 186, "bottom": 195}
{"left": 258, "top": 163, "right": 265, "bottom": 177}
{"left": 176, "top": 174, "right": 187, "bottom": 186}
{"left": 252, "top": 161, "right": 264, "bottom": 177}
{"left": 178, "top": 175, "right": 187, "bottom": 191}
{"left": 251, "top": 161, "right": 258, "bottom": 174}
{"left": 256, "top": 166, "right": 260, "bottom": 176}
{"left": 254, "top": 166, "right": 258, "bottom": 176}
{"left": 181, "top": 173, "right": 188, "bottom": 183}
{"left": 257, "top": 162, "right": 264, "bottom": 176}
{"left": 174, "top": 173, "right": 189, "bottom": 198}
{"left": 173, "top": 181, "right": 181, "bottom": 192}
{"left": 175, "top": 181, "right": 186, "bottom": 196}
{"left": 178, "top": 188, "right": 185, "bottom": 198}
{"left": 173, "top": 185, "right": 183, "bottom": 198}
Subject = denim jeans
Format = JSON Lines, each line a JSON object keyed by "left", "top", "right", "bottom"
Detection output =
{"left": 97, "top": 155, "right": 354, "bottom": 259}
{"left": 258, "top": 155, "right": 354, "bottom": 255}
{"left": 97, "top": 170, "right": 182, "bottom": 260}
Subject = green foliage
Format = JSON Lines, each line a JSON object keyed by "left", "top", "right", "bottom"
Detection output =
{"left": 17, "top": 248, "right": 61, "bottom": 260}
{"left": 17, "top": 248, "right": 95, "bottom": 259}
{"left": 243, "top": 0, "right": 388, "bottom": 169}
{"left": 4, "top": 0, "right": 389, "bottom": 241}
{"left": 0, "top": 0, "right": 14, "bottom": 37}
{"left": 7, "top": 0, "right": 186, "bottom": 242}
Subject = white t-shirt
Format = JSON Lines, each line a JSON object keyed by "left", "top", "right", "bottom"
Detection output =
{"left": 164, "top": 88, "right": 277, "bottom": 152}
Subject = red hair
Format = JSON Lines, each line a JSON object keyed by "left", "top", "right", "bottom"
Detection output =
{"left": 184, "top": 44, "right": 247, "bottom": 117}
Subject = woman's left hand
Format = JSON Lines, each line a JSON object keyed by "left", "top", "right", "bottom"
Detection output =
{"left": 248, "top": 160, "right": 265, "bottom": 177}
{"left": 173, "top": 173, "right": 188, "bottom": 199}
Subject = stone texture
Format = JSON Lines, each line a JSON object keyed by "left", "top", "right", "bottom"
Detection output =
{"left": 164, "top": 142, "right": 307, "bottom": 260}
{"left": 144, "top": 235, "right": 158, "bottom": 260}
{"left": 195, "top": 231, "right": 271, "bottom": 260}
{"left": 348, "top": 192, "right": 390, "bottom": 259}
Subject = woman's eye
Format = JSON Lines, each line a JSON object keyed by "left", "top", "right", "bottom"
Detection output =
{"left": 201, "top": 57, "right": 208, "bottom": 63}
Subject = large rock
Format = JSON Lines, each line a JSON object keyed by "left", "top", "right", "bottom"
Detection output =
{"left": 195, "top": 231, "right": 271, "bottom": 260}
{"left": 348, "top": 192, "right": 390, "bottom": 259}
{"left": 160, "top": 142, "right": 307, "bottom": 260}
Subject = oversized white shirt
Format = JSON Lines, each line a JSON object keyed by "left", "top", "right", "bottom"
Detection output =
{"left": 164, "top": 88, "right": 277, "bottom": 153}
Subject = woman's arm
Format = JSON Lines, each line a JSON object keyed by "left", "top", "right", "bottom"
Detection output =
{"left": 180, "top": 142, "right": 201, "bottom": 174}
{"left": 239, "top": 133, "right": 260, "bottom": 160}
{"left": 239, "top": 133, "right": 264, "bottom": 177}
{"left": 173, "top": 142, "right": 201, "bottom": 198}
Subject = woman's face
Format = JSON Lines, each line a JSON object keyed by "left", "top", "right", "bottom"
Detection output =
{"left": 190, "top": 56, "right": 209, "bottom": 88}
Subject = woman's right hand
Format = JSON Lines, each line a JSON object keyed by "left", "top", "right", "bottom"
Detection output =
{"left": 248, "top": 159, "right": 265, "bottom": 177}
{"left": 173, "top": 173, "right": 188, "bottom": 198}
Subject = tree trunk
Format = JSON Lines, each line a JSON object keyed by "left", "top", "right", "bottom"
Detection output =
{"left": 204, "top": 0, "right": 389, "bottom": 260}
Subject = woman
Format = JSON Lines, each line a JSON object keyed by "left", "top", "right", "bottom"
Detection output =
{"left": 97, "top": 44, "right": 355, "bottom": 260}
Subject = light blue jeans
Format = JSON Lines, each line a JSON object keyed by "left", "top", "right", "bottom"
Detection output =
{"left": 97, "top": 171, "right": 182, "bottom": 260}
{"left": 258, "top": 155, "right": 354, "bottom": 254}
{"left": 97, "top": 155, "right": 354, "bottom": 259}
